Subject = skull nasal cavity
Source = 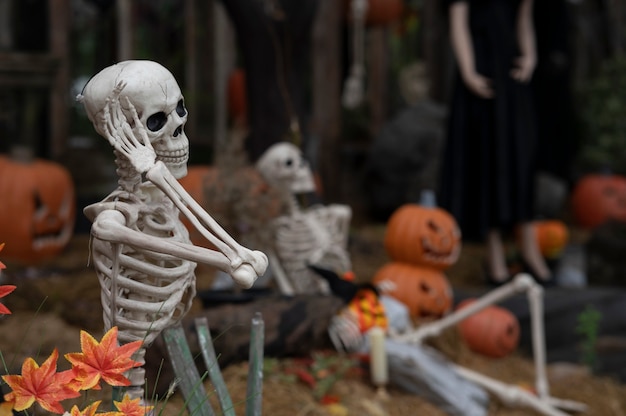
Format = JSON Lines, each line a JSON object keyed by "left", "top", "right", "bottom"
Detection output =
{"left": 173, "top": 126, "right": 182, "bottom": 137}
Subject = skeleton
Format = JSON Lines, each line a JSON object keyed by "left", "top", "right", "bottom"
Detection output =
{"left": 255, "top": 142, "right": 351, "bottom": 295}
{"left": 78, "top": 60, "right": 268, "bottom": 398}
{"left": 329, "top": 274, "right": 587, "bottom": 416}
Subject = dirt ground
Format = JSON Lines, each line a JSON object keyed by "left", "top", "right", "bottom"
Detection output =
{"left": 1, "top": 225, "right": 625, "bottom": 415}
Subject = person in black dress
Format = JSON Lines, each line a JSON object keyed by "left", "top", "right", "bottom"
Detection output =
{"left": 439, "top": 0, "right": 551, "bottom": 284}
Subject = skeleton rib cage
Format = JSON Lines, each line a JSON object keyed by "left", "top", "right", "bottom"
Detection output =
{"left": 88, "top": 192, "right": 196, "bottom": 346}
{"left": 271, "top": 204, "right": 352, "bottom": 294}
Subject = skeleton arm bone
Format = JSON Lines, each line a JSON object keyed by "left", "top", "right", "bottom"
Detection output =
{"left": 91, "top": 210, "right": 258, "bottom": 288}
{"left": 144, "top": 162, "right": 268, "bottom": 277}
{"left": 101, "top": 86, "right": 268, "bottom": 282}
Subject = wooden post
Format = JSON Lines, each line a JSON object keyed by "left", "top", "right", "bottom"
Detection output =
{"left": 423, "top": 0, "right": 449, "bottom": 103}
{"left": 49, "top": 0, "right": 70, "bottom": 158}
{"left": 116, "top": 0, "right": 133, "bottom": 61}
{"left": 366, "top": 27, "right": 389, "bottom": 138}
{"left": 184, "top": 0, "right": 199, "bottom": 142}
{"left": 311, "top": 0, "right": 343, "bottom": 202}
{"left": 0, "top": 0, "right": 12, "bottom": 50}
{"left": 213, "top": 1, "right": 236, "bottom": 149}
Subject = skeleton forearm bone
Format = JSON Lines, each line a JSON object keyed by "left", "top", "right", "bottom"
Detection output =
{"left": 91, "top": 210, "right": 260, "bottom": 288}
{"left": 101, "top": 89, "right": 267, "bottom": 286}
{"left": 145, "top": 161, "right": 268, "bottom": 278}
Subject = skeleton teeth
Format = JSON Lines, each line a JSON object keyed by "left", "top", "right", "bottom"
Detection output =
{"left": 156, "top": 148, "right": 189, "bottom": 165}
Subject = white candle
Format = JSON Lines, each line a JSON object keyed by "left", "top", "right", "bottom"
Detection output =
{"left": 369, "top": 326, "right": 388, "bottom": 387}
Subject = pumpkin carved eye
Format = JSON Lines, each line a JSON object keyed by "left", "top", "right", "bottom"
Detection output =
{"left": 373, "top": 262, "right": 452, "bottom": 318}
{"left": 34, "top": 192, "right": 46, "bottom": 219}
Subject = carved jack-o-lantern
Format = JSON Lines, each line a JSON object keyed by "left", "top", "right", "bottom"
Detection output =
{"left": 0, "top": 153, "right": 75, "bottom": 264}
{"left": 456, "top": 299, "right": 520, "bottom": 359}
{"left": 372, "top": 262, "right": 452, "bottom": 318}
{"left": 571, "top": 174, "right": 626, "bottom": 229}
{"left": 384, "top": 203, "right": 461, "bottom": 270}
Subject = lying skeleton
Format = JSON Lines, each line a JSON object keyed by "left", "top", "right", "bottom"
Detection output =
{"left": 78, "top": 60, "right": 268, "bottom": 398}
{"left": 319, "top": 268, "right": 587, "bottom": 416}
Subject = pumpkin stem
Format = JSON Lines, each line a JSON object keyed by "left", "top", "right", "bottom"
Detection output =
{"left": 9, "top": 146, "right": 35, "bottom": 164}
{"left": 419, "top": 189, "right": 437, "bottom": 208}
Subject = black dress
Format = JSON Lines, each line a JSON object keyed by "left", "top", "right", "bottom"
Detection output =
{"left": 439, "top": 0, "right": 538, "bottom": 242}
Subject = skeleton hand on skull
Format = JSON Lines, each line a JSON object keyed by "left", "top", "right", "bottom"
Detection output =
{"left": 101, "top": 81, "right": 159, "bottom": 175}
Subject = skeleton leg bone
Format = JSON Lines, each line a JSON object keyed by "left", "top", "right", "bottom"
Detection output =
{"left": 395, "top": 274, "right": 587, "bottom": 415}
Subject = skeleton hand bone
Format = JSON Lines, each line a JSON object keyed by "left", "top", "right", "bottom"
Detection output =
{"left": 230, "top": 253, "right": 268, "bottom": 288}
{"left": 102, "top": 81, "right": 158, "bottom": 174}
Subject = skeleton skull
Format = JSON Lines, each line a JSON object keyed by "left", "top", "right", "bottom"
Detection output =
{"left": 79, "top": 60, "right": 190, "bottom": 178}
{"left": 256, "top": 142, "right": 315, "bottom": 194}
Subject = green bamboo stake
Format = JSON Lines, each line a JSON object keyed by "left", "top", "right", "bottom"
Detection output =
{"left": 194, "top": 317, "right": 235, "bottom": 416}
{"left": 163, "top": 324, "right": 215, "bottom": 416}
{"left": 245, "top": 312, "right": 265, "bottom": 416}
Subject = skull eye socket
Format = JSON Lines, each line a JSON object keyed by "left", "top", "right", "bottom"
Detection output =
{"left": 147, "top": 112, "right": 167, "bottom": 131}
{"left": 176, "top": 100, "right": 187, "bottom": 117}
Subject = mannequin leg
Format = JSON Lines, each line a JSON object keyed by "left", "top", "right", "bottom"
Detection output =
{"left": 485, "top": 229, "right": 509, "bottom": 283}
{"left": 518, "top": 222, "right": 551, "bottom": 281}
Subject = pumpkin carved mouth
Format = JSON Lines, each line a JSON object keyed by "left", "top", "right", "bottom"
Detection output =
{"left": 32, "top": 193, "right": 75, "bottom": 252}
{"left": 32, "top": 224, "right": 73, "bottom": 251}
{"left": 420, "top": 232, "right": 461, "bottom": 264}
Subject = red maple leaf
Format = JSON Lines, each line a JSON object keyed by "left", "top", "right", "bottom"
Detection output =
{"left": 0, "top": 285, "right": 16, "bottom": 315}
{"left": 65, "top": 327, "right": 143, "bottom": 391}
{"left": 114, "top": 394, "right": 154, "bottom": 416}
{"left": 2, "top": 349, "right": 81, "bottom": 414}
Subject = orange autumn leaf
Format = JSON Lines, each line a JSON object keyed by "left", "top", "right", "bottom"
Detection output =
{"left": 0, "top": 401, "right": 14, "bottom": 416}
{"left": 2, "top": 349, "right": 80, "bottom": 414}
{"left": 0, "top": 285, "right": 15, "bottom": 315}
{"left": 66, "top": 400, "right": 121, "bottom": 416}
{"left": 67, "top": 401, "right": 101, "bottom": 416}
{"left": 114, "top": 394, "right": 154, "bottom": 416}
{"left": 65, "top": 327, "right": 143, "bottom": 391}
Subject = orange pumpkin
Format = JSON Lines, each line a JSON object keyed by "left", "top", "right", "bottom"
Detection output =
{"left": 384, "top": 203, "right": 461, "bottom": 270}
{"left": 534, "top": 220, "right": 569, "bottom": 259}
{"left": 456, "top": 299, "right": 520, "bottom": 358}
{"left": 372, "top": 262, "right": 452, "bottom": 318}
{"left": 571, "top": 174, "right": 626, "bottom": 228}
{"left": 177, "top": 165, "right": 216, "bottom": 248}
{"left": 0, "top": 154, "right": 75, "bottom": 264}
{"left": 227, "top": 68, "right": 247, "bottom": 124}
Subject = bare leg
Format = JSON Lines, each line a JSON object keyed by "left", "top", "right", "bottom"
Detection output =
{"left": 486, "top": 229, "right": 509, "bottom": 282}
{"left": 519, "top": 222, "right": 551, "bottom": 281}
